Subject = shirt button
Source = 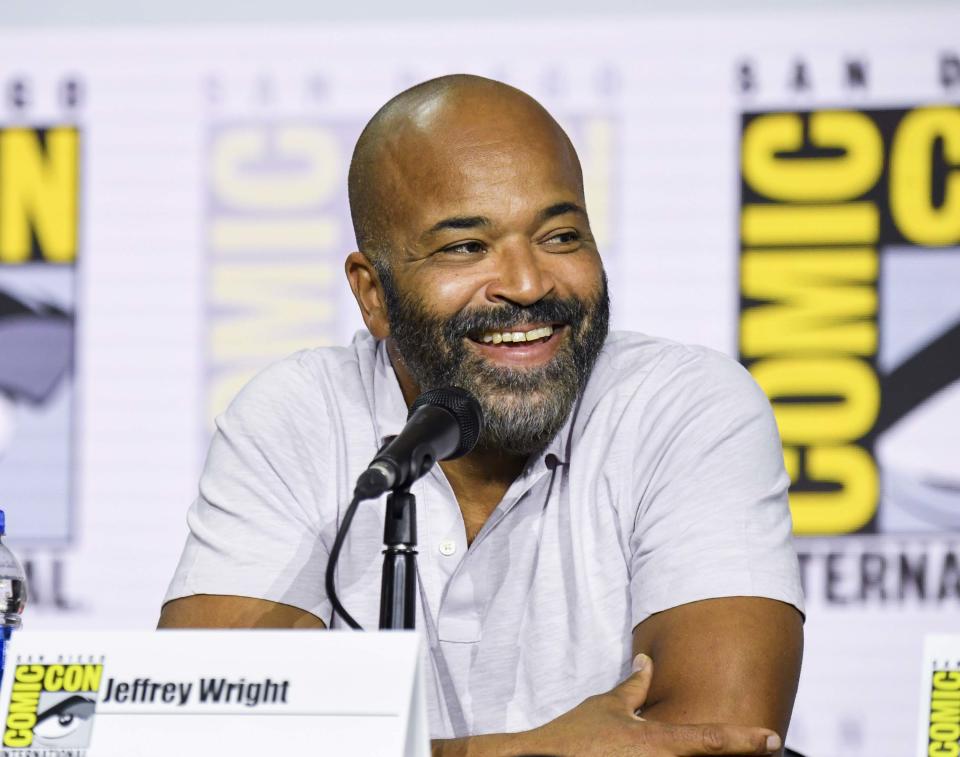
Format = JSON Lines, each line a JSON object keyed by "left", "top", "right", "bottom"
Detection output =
{"left": 438, "top": 539, "right": 457, "bottom": 557}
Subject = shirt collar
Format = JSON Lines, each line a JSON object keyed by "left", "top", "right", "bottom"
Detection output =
{"left": 542, "top": 406, "right": 574, "bottom": 468}
{"left": 371, "top": 337, "right": 575, "bottom": 471}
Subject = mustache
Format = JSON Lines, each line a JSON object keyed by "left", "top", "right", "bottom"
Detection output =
{"left": 441, "top": 297, "right": 588, "bottom": 341}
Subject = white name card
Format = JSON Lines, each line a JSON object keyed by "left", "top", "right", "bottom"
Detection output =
{"left": 0, "top": 630, "right": 429, "bottom": 757}
{"left": 917, "top": 634, "right": 960, "bottom": 757}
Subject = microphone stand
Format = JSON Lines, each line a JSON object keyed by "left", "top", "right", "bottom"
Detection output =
{"left": 378, "top": 483, "right": 417, "bottom": 629}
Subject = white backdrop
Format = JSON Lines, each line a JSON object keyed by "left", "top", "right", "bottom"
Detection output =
{"left": 0, "top": 8, "right": 958, "bottom": 756}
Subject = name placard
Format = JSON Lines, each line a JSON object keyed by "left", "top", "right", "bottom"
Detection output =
{"left": 0, "top": 630, "right": 428, "bottom": 757}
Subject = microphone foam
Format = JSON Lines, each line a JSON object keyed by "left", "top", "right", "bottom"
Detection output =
{"left": 409, "top": 387, "right": 484, "bottom": 459}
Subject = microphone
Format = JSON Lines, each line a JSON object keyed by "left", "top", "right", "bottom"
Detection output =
{"left": 354, "top": 387, "right": 483, "bottom": 500}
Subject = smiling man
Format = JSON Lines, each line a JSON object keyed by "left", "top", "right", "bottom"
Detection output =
{"left": 160, "top": 75, "right": 804, "bottom": 756}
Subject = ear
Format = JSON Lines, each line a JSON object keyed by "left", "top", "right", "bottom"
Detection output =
{"left": 345, "top": 251, "right": 390, "bottom": 339}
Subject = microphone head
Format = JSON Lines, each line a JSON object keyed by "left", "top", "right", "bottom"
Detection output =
{"left": 409, "top": 387, "right": 484, "bottom": 459}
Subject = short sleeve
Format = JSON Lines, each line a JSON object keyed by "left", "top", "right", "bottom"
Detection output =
{"left": 164, "top": 355, "right": 334, "bottom": 621}
{"left": 629, "top": 347, "right": 804, "bottom": 628}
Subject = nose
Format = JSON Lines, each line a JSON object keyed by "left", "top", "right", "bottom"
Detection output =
{"left": 485, "top": 239, "right": 555, "bottom": 306}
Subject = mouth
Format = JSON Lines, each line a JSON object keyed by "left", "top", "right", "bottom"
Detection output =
{"left": 470, "top": 323, "right": 560, "bottom": 345}
{"left": 465, "top": 323, "right": 566, "bottom": 366}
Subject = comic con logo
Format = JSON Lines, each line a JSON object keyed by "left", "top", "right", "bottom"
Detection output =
{"left": 928, "top": 670, "right": 960, "bottom": 757}
{"left": 0, "top": 124, "right": 79, "bottom": 551}
{"left": 738, "top": 105, "right": 960, "bottom": 536}
{"left": 3, "top": 664, "right": 101, "bottom": 749}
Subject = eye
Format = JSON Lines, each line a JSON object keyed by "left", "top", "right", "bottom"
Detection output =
{"left": 541, "top": 229, "right": 581, "bottom": 250}
{"left": 34, "top": 712, "right": 86, "bottom": 740}
{"left": 33, "top": 696, "right": 96, "bottom": 742}
{"left": 441, "top": 240, "right": 486, "bottom": 255}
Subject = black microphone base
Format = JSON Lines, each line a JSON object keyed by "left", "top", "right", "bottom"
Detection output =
{"left": 379, "top": 547, "right": 417, "bottom": 630}
{"left": 379, "top": 490, "right": 418, "bottom": 630}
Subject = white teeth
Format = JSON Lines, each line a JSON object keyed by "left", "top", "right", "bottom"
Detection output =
{"left": 478, "top": 325, "right": 555, "bottom": 344}
{"left": 527, "top": 326, "right": 554, "bottom": 341}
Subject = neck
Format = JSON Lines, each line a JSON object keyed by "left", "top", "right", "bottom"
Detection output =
{"left": 440, "top": 445, "right": 527, "bottom": 491}
{"left": 438, "top": 449, "right": 527, "bottom": 545}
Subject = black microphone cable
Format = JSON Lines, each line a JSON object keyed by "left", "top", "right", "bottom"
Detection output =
{"left": 325, "top": 493, "right": 365, "bottom": 630}
{"left": 325, "top": 386, "right": 483, "bottom": 630}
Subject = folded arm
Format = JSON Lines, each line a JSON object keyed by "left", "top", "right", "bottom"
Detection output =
{"left": 632, "top": 596, "right": 803, "bottom": 749}
{"left": 158, "top": 594, "right": 327, "bottom": 629}
{"left": 429, "top": 596, "right": 801, "bottom": 757}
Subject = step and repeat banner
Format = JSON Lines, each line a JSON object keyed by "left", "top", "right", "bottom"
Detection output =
{"left": 0, "top": 8, "right": 957, "bottom": 756}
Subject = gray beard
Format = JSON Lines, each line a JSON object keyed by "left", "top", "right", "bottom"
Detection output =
{"left": 380, "top": 268, "right": 610, "bottom": 457}
{"left": 393, "top": 339, "right": 581, "bottom": 457}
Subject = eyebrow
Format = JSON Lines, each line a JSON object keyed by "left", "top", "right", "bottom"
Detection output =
{"left": 422, "top": 202, "right": 587, "bottom": 239}
{"left": 537, "top": 202, "right": 586, "bottom": 223}
{"left": 424, "top": 215, "right": 490, "bottom": 236}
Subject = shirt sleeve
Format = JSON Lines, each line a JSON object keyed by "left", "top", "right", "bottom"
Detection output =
{"left": 164, "top": 355, "right": 334, "bottom": 622}
{"left": 628, "top": 346, "right": 804, "bottom": 628}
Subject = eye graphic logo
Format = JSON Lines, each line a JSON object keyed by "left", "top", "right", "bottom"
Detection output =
{"left": 737, "top": 105, "right": 960, "bottom": 536}
{"left": 0, "top": 125, "right": 80, "bottom": 549}
{"left": 3, "top": 663, "right": 102, "bottom": 749}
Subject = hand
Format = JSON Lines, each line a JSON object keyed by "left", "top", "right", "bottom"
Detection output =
{"left": 523, "top": 654, "right": 783, "bottom": 756}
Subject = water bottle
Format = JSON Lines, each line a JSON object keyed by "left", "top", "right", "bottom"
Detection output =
{"left": 0, "top": 510, "right": 27, "bottom": 684}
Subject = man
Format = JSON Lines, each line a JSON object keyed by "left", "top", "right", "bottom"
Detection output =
{"left": 160, "top": 74, "right": 804, "bottom": 756}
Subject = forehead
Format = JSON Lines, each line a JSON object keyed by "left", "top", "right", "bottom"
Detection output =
{"left": 379, "top": 97, "right": 583, "bottom": 233}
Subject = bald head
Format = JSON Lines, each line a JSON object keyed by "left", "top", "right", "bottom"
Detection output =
{"left": 348, "top": 74, "right": 583, "bottom": 267}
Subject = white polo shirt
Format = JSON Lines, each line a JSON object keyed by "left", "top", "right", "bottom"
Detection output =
{"left": 165, "top": 330, "right": 804, "bottom": 739}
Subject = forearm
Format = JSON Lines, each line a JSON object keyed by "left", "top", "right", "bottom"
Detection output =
{"left": 633, "top": 598, "right": 804, "bottom": 740}
{"left": 431, "top": 730, "right": 540, "bottom": 757}
{"left": 432, "top": 654, "right": 783, "bottom": 757}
